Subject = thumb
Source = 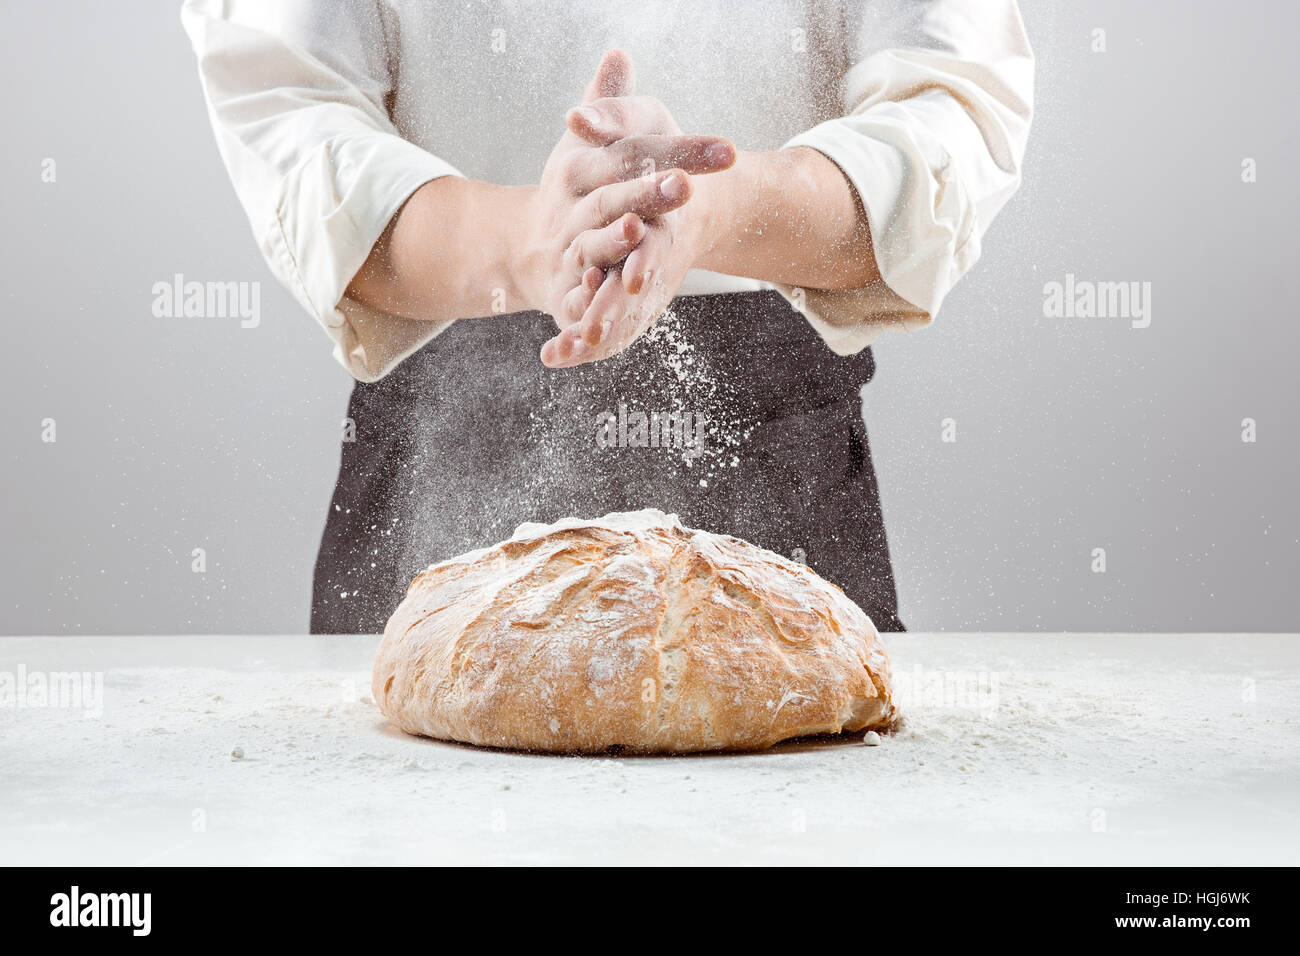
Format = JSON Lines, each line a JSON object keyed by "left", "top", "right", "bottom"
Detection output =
{"left": 582, "top": 49, "right": 635, "bottom": 102}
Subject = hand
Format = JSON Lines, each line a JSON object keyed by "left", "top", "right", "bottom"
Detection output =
{"left": 512, "top": 52, "right": 732, "bottom": 340}
{"left": 540, "top": 68, "right": 731, "bottom": 368}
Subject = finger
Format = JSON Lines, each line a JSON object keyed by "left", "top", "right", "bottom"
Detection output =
{"left": 622, "top": 234, "right": 658, "bottom": 296}
{"left": 564, "top": 213, "right": 645, "bottom": 274}
{"left": 582, "top": 49, "right": 635, "bottom": 103}
{"left": 567, "top": 135, "right": 736, "bottom": 192}
{"left": 542, "top": 296, "right": 613, "bottom": 367}
{"left": 576, "top": 169, "right": 691, "bottom": 232}
{"left": 540, "top": 323, "right": 589, "bottom": 368}
{"left": 567, "top": 95, "right": 674, "bottom": 145}
{"left": 620, "top": 217, "right": 669, "bottom": 296}
{"left": 578, "top": 268, "right": 637, "bottom": 348}
{"left": 544, "top": 269, "right": 647, "bottom": 367}
{"left": 544, "top": 268, "right": 618, "bottom": 364}
{"left": 556, "top": 267, "right": 604, "bottom": 328}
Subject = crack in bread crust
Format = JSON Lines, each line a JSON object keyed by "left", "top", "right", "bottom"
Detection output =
{"left": 652, "top": 541, "right": 691, "bottom": 733}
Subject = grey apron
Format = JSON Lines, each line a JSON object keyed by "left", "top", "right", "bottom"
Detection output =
{"left": 311, "top": 290, "right": 903, "bottom": 632}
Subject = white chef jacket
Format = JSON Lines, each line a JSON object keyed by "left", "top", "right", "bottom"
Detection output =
{"left": 181, "top": 0, "right": 1033, "bottom": 381}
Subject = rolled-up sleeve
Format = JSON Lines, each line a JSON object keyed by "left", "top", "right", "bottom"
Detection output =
{"left": 181, "top": 0, "right": 462, "bottom": 380}
{"left": 778, "top": 0, "right": 1034, "bottom": 354}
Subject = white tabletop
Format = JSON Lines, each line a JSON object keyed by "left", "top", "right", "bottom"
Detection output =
{"left": 1, "top": 634, "right": 1297, "bottom": 866}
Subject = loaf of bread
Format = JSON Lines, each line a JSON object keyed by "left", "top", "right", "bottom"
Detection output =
{"left": 372, "top": 510, "right": 896, "bottom": 753}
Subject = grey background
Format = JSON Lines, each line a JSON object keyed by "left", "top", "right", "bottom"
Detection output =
{"left": 2, "top": 1, "right": 1296, "bottom": 634}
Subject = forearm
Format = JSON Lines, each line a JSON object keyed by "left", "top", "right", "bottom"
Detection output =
{"left": 692, "top": 146, "right": 879, "bottom": 291}
{"left": 346, "top": 177, "right": 535, "bottom": 322}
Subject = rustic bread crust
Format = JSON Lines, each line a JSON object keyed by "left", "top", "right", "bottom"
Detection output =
{"left": 373, "top": 510, "right": 896, "bottom": 753}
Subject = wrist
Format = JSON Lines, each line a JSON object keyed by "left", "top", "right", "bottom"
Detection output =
{"left": 499, "top": 183, "right": 544, "bottom": 312}
{"left": 686, "top": 162, "right": 730, "bottom": 272}
{"left": 689, "top": 150, "right": 763, "bottom": 275}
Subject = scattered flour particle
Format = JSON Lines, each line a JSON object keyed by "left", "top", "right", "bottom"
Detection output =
{"left": 230, "top": 746, "right": 245, "bottom": 760}
{"left": 863, "top": 731, "right": 882, "bottom": 747}
{"left": 548, "top": 718, "right": 560, "bottom": 733}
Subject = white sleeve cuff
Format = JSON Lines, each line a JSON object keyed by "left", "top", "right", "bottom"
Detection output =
{"left": 783, "top": 96, "right": 984, "bottom": 326}
{"left": 265, "top": 134, "right": 462, "bottom": 381}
